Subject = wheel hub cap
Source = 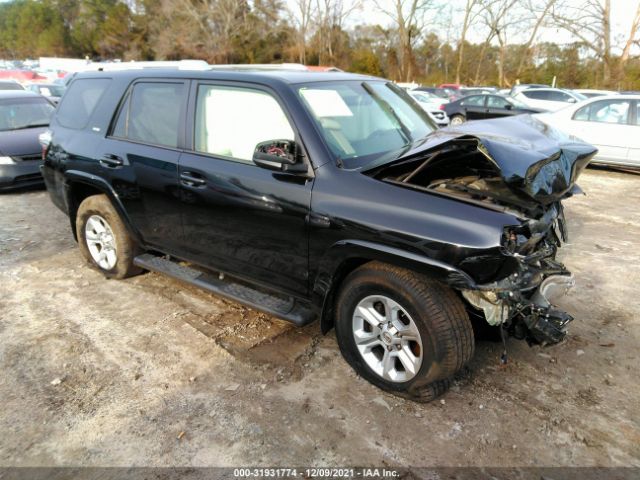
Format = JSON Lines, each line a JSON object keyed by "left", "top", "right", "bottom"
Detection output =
{"left": 85, "top": 214, "right": 117, "bottom": 270}
{"left": 351, "top": 295, "right": 423, "bottom": 383}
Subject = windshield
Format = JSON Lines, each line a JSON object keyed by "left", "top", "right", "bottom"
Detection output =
{"left": 0, "top": 98, "right": 54, "bottom": 131}
{"left": 297, "top": 81, "right": 436, "bottom": 168}
{"left": 572, "top": 91, "right": 588, "bottom": 101}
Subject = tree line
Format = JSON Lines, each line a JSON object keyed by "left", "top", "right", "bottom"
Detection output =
{"left": 1, "top": 0, "right": 639, "bottom": 89}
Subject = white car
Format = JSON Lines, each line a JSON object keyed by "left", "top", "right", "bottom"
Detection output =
{"left": 574, "top": 89, "right": 619, "bottom": 98}
{"left": 408, "top": 90, "right": 450, "bottom": 127}
{"left": 535, "top": 95, "right": 640, "bottom": 168}
{"left": 513, "top": 88, "right": 587, "bottom": 112}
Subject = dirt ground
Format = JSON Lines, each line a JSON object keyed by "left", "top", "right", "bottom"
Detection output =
{"left": 0, "top": 168, "right": 639, "bottom": 469}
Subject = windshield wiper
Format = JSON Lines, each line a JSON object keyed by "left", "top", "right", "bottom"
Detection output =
{"left": 362, "top": 82, "right": 412, "bottom": 145}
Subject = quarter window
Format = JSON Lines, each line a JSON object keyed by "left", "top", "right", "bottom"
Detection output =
{"left": 57, "top": 78, "right": 111, "bottom": 129}
{"left": 573, "top": 100, "right": 631, "bottom": 124}
{"left": 111, "top": 82, "right": 184, "bottom": 148}
{"left": 194, "top": 85, "right": 294, "bottom": 163}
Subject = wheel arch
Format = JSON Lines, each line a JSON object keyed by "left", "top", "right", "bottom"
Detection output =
{"left": 314, "top": 240, "right": 477, "bottom": 334}
{"left": 64, "top": 171, "right": 141, "bottom": 244}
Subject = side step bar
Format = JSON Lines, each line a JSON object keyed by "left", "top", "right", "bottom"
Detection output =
{"left": 133, "top": 254, "right": 317, "bottom": 327}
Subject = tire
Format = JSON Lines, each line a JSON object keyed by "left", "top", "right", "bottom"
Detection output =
{"left": 450, "top": 114, "right": 465, "bottom": 125}
{"left": 76, "top": 194, "right": 142, "bottom": 279}
{"left": 334, "top": 261, "right": 474, "bottom": 402}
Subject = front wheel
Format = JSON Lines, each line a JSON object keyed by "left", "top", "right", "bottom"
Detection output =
{"left": 334, "top": 262, "right": 474, "bottom": 402}
{"left": 450, "top": 114, "right": 465, "bottom": 125}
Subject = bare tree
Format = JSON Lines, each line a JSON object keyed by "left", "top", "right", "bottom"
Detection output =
{"left": 373, "top": 0, "right": 438, "bottom": 82}
{"left": 314, "top": 0, "right": 360, "bottom": 64}
{"left": 455, "top": 0, "right": 483, "bottom": 84}
{"left": 291, "top": 0, "right": 315, "bottom": 64}
{"left": 477, "top": 0, "right": 519, "bottom": 87}
{"left": 549, "top": 0, "right": 633, "bottom": 85}
{"left": 514, "top": 0, "right": 557, "bottom": 79}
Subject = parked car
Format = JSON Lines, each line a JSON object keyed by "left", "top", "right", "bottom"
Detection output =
{"left": 458, "top": 87, "right": 497, "bottom": 97}
{"left": 0, "top": 80, "right": 25, "bottom": 91}
{"left": 0, "top": 91, "right": 55, "bottom": 191}
{"left": 439, "top": 83, "right": 463, "bottom": 91}
{"left": 408, "top": 90, "right": 450, "bottom": 127}
{"left": 513, "top": 88, "right": 587, "bottom": 111}
{"left": 535, "top": 95, "right": 640, "bottom": 168}
{"left": 444, "top": 94, "right": 544, "bottom": 125}
{"left": 415, "top": 87, "right": 460, "bottom": 102}
{"left": 42, "top": 68, "right": 595, "bottom": 401}
{"left": 573, "top": 89, "right": 618, "bottom": 98}
{"left": 509, "top": 84, "right": 548, "bottom": 96}
{"left": 26, "top": 83, "right": 66, "bottom": 104}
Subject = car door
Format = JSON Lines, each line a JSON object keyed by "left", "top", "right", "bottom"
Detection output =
{"left": 98, "top": 79, "right": 187, "bottom": 251}
{"left": 460, "top": 95, "right": 486, "bottom": 120}
{"left": 568, "top": 99, "right": 632, "bottom": 165}
{"left": 629, "top": 101, "right": 640, "bottom": 166}
{"left": 177, "top": 82, "right": 313, "bottom": 297}
{"left": 485, "top": 95, "right": 515, "bottom": 118}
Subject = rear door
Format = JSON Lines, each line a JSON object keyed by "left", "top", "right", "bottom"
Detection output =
{"left": 177, "top": 81, "right": 313, "bottom": 297}
{"left": 98, "top": 79, "right": 188, "bottom": 251}
{"left": 569, "top": 98, "right": 632, "bottom": 165}
{"left": 460, "top": 95, "right": 486, "bottom": 120}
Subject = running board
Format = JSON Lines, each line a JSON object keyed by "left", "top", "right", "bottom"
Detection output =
{"left": 133, "top": 254, "right": 317, "bottom": 327}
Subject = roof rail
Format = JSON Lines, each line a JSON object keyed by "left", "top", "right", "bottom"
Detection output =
{"left": 209, "top": 63, "right": 309, "bottom": 71}
{"left": 91, "top": 60, "right": 210, "bottom": 72}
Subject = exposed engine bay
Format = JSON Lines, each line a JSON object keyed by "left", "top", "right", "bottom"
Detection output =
{"left": 365, "top": 116, "right": 598, "bottom": 345}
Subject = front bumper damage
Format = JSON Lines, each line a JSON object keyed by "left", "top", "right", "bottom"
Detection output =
{"left": 462, "top": 203, "right": 576, "bottom": 346}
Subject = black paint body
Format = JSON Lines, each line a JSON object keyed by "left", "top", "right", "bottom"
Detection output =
{"left": 41, "top": 69, "right": 587, "bottom": 329}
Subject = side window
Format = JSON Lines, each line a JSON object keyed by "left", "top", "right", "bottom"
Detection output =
{"left": 461, "top": 95, "right": 485, "bottom": 107}
{"left": 111, "top": 82, "right": 184, "bottom": 148}
{"left": 194, "top": 85, "right": 294, "bottom": 163}
{"left": 548, "top": 91, "right": 572, "bottom": 102}
{"left": 487, "top": 96, "right": 509, "bottom": 108}
{"left": 56, "top": 78, "right": 111, "bottom": 129}
{"left": 573, "top": 104, "right": 591, "bottom": 121}
{"left": 523, "top": 90, "right": 548, "bottom": 100}
{"left": 587, "top": 100, "right": 630, "bottom": 124}
{"left": 635, "top": 103, "right": 640, "bottom": 126}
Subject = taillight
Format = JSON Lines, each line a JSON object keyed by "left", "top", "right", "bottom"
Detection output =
{"left": 439, "top": 104, "right": 445, "bottom": 110}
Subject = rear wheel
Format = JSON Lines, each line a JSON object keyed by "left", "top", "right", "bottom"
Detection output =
{"left": 76, "top": 194, "right": 142, "bottom": 279}
{"left": 450, "top": 114, "right": 465, "bottom": 125}
{"left": 334, "top": 262, "right": 474, "bottom": 402}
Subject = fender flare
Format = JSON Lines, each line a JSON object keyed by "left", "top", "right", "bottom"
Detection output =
{"left": 313, "top": 239, "right": 477, "bottom": 333}
{"left": 63, "top": 170, "right": 143, "bottom": 244}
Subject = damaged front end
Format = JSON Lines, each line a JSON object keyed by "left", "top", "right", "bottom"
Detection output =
{"left": 366, "top": 116, "right": 597, "bottom": 345}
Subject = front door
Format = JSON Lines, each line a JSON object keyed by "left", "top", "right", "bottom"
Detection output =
{"left": 99, "top": 80, "right": 188, "bottom": 251}
{"left": 178, "top": 82, "right": 313, "bottom": 297}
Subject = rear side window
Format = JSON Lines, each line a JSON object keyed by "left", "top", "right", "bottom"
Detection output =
{"left": 460, "top": 95, "right": 485, "bottom": 106}
{"left": 111, "top": 82, "right": 184, "bottom": 148}
{"left": 56, "top": 78, "right": 111, "bottom": 129}
{"left": 573, "top": 100, "right": 631, "bottom": 124}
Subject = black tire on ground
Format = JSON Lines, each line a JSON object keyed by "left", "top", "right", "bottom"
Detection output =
{"left": 334, "top": 261, "right": 474, "bottom": 403}
{"left": 450, "top": 114, "right": 466, "bottom": 125}
{"left": 76, "top": 194, "right": 142, "bottom": 279}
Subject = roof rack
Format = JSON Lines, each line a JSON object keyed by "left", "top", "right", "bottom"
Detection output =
{"left": 208, "top": 63, "right": 310, "bottom": 71}
{"left": 92, "top": 60, "right": 210, "bottom": 72}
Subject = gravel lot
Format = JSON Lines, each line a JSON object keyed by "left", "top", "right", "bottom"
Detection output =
{"left": 0, "top": 168, "right": 639, "bottom": 469}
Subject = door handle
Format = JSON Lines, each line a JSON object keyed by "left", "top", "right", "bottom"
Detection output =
{"left": 99, "top": 154, "right": 123, "bottom": 168}
{"left": 180, "top": 171, "right": 206, "bottom": 187}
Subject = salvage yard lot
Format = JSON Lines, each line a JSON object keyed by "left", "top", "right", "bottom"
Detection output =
{"left": 0, "top": 169, "right": 639, "bottom": 467}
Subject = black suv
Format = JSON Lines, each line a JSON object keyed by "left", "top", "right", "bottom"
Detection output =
{"left": 42, "top": 68, "right": 596, "bottom": 402}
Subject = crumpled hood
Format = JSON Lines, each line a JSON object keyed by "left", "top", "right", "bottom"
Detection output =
{"left": 369, "top": 115, "right": 598, "bottom": 205}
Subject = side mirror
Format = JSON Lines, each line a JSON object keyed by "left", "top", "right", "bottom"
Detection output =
{"left": 252, "top": 139, "right": 307, "bottom": 173}
{"left": 567, "top": 97, "right": 576, "bottom": 103}
{"left": 504, "top": 104, "right": 513, "bottom": 110}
